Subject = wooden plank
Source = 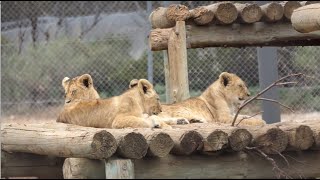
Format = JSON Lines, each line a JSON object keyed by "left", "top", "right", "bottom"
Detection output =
{"left": 291, "top": 3, "right": 320, "bottom": 33}
{"left": 105, "top": 159, "right": 134, "bottom": 179}
{"left": 1, "top": 151, "right": 64, "bottom": 179}
{"left": 149, "top": 22, "right": 320, "bottom": 51}
{"left": 63, "top": 158, "right": 105, "bottom": 179}
{"left": 133, "top": 151, "right": 320, "bottom": 179}
{"left": 167, "top": 20, "right": 190, "bottom": 104}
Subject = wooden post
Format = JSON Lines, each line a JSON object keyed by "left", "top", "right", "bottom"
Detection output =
{"left": 167, "top": 21, "right": 190, "bottom": 104}
{"left": 105, "top": 159, "right": 134, "bottom": 179}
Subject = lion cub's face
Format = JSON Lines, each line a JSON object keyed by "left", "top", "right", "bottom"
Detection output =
{"left": 62, "top": 74, "right": 100, "bottom": 104}
{"left": 130, "top": 79, "right": 162, "bottom": 116}
{"left": 218, "top": 72, "right": 251, "bottom": 106}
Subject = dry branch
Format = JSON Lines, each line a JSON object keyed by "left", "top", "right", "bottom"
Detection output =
{"left": 231, "top": 73, "right": 304, "bottom": 126}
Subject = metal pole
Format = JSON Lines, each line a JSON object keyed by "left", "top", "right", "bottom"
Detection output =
{"left": 147, "top": 1, "right": 153, "bottom": 84}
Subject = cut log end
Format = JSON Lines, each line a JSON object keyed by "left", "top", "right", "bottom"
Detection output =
{"left": 171, "top": 130, "right": 204, "bottom": 155}
{"left": 253, "top": 128, "right": 288, "bottom": 154}
{"left": 261, "top": 2, "right": 284, "bottom": 22}
{"left": 117, "top": 132, "right": 148, "bottom": 159}
{"left": 238, "top": 3, "right": 262, "bottom": 23}
{"left": 146, "top": 132, "right": 174, "bottom": 157}
{"left": 214, "top": 2, "right": 238, "bottom": 24}
{"left": 228, "top": 128, "right": 252, "bottom": 151}
{"left": 281, "top": 1, "right": 302, "bottom": 20}
{"left": 190, "top": 7, "right": 214, "bottom": 25}
{"left": 287, "top": 125, "right": 314, "bottom": 151}
{"left": 166, "top": 4, "right": 190, "bottom": 22}
{"left": 202, "top": 130, "right": 228, "bottom": 152}
{"left": 91, "top": 130, "right": 117, "bottom": 159}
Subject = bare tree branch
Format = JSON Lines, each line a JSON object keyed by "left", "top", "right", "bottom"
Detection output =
{"left": 245, "top": 147, "right": 293, "bottom": 179}
{"left": 231, "top": 73, "right": 304, "bottom": 126}
{"left": 255, "top": 98, "right": 294, "bottom": 113}
{"left": 236, "top": 111, "right": 263, "bottom": 126}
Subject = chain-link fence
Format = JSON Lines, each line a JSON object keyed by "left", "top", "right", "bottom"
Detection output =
{"left": 2, "top": 1, "right": 320, "bottom": 122}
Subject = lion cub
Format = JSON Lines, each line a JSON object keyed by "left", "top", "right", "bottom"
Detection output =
{"left": 57, "top": 77, "right": 171, "bottom": 129}
{"left": 130, "top": 72, "right": 266, "bottom": 126}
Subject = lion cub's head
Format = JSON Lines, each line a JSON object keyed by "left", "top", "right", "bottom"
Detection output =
{"left": 218, "top": 72, "right": 251, "bottom": 106}
{"left": 62, "top": 74, "right": 100, "bottom": 104}
{"left": 130, "top": 79, "right": 162, "bottom": 116}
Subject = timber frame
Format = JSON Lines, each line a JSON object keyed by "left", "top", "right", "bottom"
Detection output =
{"left": 1, "top": 1, "right": 320, "bottom": 179}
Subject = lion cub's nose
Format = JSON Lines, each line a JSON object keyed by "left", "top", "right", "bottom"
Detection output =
{"left": 247, "top": 92, "right": 250, "bottom": 96}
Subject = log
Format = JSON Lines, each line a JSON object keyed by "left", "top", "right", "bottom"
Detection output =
{"left": 248, "top": 126, "right": 288, "bottom": 154}
{"left": 234, "top": 3, "right": 262, "bottom": 24}
{"left": 300, "top": 1, "right": 320, "bottom": 6}
{"left": 4, "top": 123, "right": 149, "bottom": 159}
{"left": 166, "top": 21, "right": 190, "bottom": 104}
{"left": 149, "top": 22, "right": 320, "bottom": 51}
{"left": 291, "top": 4, "right": 320, "bottom": 33}
{"left": 172, "top": 124, "right": 252, "bottom": 152}
{"left": 63, "top": 158, "right": 105, "bottom": 179}
{"left": 168, "top": 129, "right": 204, "bottom": 155}
{"left": 278, "top": 125, "right": 314, "bottom": 151}
{"left": 260, "top": 2, "right": 284, "bottom": 23}
{"left": 188, "top": 6, "right": 214, "bottom": 25}
{"left": 204, "top": 2, "right": 238, "bottom": 25}
{"left": 280, "top": 1, "right": 301, "bottom": 20}
{"left": 140, "top": 131, "right": 174, "bottom": 157}
{"left": 1, "top": 123, "right": 117, "bottom": 159}
{"left": 1, "top": 151, "right": 64, "bottom": 179}
{"left": 133, "top": 151, "right": 320, "bottom": 179}
{"left": 149, "top": 4, "right": 189, "bottom": 29}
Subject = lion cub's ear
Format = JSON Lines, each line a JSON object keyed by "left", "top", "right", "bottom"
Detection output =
{"left": 219, "top": 72, "right": 232, "bottom": 87}
{"left": 78, "top": 74, "right": 93, "bottom": 88}
{"left": 129, "top": 79, "right": 139, "bottom": 89}
{"left": 62, "top": 77, "right": 70, "bottom": 90}
{"left": 138, "top": 79, "right": 153, "bottom": 94}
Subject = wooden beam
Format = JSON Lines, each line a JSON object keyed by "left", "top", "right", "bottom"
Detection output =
{"left": 149, "top": 22, "right": 320, "bottom": 51}
{"left": 234, "top": 3, "right": 262, "bottom": 24}
{"left": 280, "top": 1, "right": 301, "bottom": 20}
{"left": 291, "top": 3, "right": 320, "bottom": 33}
{"left": 260, "top": 2, "right": 284, "bottom": 23}
{"left": 133, "top": 151, "right": 320, "bottom": 179}
{"left": 167, "top": 21, "right": 190, "bottom": 104}
{"left": 1, "top": 151, "right": 64, "bottom": 179}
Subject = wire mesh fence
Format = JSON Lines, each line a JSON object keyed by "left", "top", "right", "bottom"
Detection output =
{"left": 1, "top": 1, "right": 320, "bottom": 122}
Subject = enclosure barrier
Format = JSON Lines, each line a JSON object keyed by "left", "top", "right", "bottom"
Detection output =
{"left": 1, "top": 121, "right": 320, "bottom": 179}
{"left": 2, "top": 1, "right": 320, "bottom": 179}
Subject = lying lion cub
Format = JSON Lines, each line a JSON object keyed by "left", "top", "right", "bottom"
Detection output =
{"left": 57, "top": 78, "right": 171, "bottom": 129}
{"left": 130, "top": 72, "right": 266, "bottom": 126}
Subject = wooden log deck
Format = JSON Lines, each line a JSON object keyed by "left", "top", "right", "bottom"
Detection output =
{"left": 1, "top": 121, "right": 320, "bottom": 179}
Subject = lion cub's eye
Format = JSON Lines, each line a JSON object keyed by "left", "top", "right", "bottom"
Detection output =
{"left": 238, "top": 84, "right": 243, "bottom": 88}
{"left": 71, "top": 90, "right": 77, "bottom": 95}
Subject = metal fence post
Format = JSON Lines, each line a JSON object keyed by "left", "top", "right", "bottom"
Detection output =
{"left": 147, "top": 1, "right": 153, "bottom": 84}
{"left": 257, "top": 47, "right": 281, "bottom": 123}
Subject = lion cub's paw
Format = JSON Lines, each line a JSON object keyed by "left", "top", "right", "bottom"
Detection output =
{"left": 177, "top": 118, "right": 190, "bottom": 125}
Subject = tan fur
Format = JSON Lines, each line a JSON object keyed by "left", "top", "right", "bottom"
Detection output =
{"left": 151, "top": 72, "right": 266, "bottom": 126}
{"left": 62, "top": 74, "right": 100, "bottom": 104}
{"left": 57, "top": 79, "right": 172, "bottom": 129}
